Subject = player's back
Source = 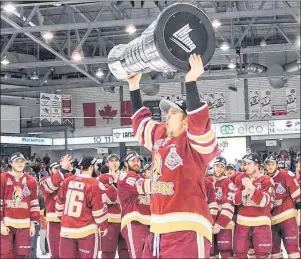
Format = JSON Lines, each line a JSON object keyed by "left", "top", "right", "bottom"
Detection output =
{"left": 58, "top": 175, "right": 102, "bottom": 238}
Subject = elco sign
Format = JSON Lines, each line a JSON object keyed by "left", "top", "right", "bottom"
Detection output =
{"left": 215, "top": 121, "right": 269, "bottom": 137}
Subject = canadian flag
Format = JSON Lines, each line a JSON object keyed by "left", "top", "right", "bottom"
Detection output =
{"left": 83, "top": 101, "right": 132, "bottom": 127}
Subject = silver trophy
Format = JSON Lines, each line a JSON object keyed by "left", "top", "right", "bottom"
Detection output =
{"left": 108, "top": 3, "right": 216, "bottom": 80}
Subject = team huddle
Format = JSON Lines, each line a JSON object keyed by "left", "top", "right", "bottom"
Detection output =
{"left": 1, "top": 55, "right": 300, "bottom": 259}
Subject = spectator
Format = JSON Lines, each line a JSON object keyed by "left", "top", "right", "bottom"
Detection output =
{"left": 43, "top": 153, "right": 50, "bottom": 165}
{"left": 39, "top": 195, "right": 48, "bottom": 255}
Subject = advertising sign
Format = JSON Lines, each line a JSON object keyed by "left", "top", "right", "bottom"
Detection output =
{"left": 215, "top": 121, "right": 269, "bottom": 137}
{"left": 268, "top": 119, "right": 300, "bottom": 135}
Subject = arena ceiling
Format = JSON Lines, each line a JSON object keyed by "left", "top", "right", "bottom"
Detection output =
{"left": 0, "top": 0, "right": 300, "bottom": 96}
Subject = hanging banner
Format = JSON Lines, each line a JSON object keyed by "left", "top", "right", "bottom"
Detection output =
{"left": 286, "top": 88, "right": 296, "bottom": 113}
{"left": 40, "top": 93, "right": 52, "bottom": 123}
{"left": 214, "top": 92, "right": 226, "bottom": 120}
{"left": 51, "top": 94, "right": 62, "bottom": 124}
{"left": 249, "top": 90, "right": 261, "bottom": 119}
{"left": 260, "top": 89, "right": 272, "bottom": 118}
{"left": 62, "top": 95, "right": 72, "bottom": 124}
{"left": 201, "top": 93, "right": 215, "bottom": 119}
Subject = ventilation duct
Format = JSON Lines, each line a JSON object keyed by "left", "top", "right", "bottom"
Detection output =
{"left": 283, "top": 60, "right": 301, "bottom": 73}
{"left": 267, "top": 64, "right": 287, "bottom": 89}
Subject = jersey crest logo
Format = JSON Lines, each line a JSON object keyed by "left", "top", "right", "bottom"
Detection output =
{"left": 152, "top": 151, "right": 162, "bottom": 182}
{"left": 165, "top": 147, "right": 183, "bottom": 171}
{"left": 13, "top": 186, "right": 23, "bottom": 203}
{"left": 22, "top": 184, "right": 31, "bottom": 197}
{"left": 215, "top": 187, "right": 223, "bottom": 200}
{"left": 7, "top": 178, "right": 13, "bottom": 185}
{"left": 275, "top": 183, "right": 286, "bottom": 194}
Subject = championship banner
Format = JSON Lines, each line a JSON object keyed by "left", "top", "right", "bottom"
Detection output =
{"left": 249, "top": 90, "right": 261, "bottom": 119}
{"left": 214, "top": 92, "right": 226, "bottom": 120}
{"left": 62, "top": 95, "right": 72, "bottom": 124}
{"left": 51, "top": 94, "right": 62, "bottom": 124}
{"left": 40, "top": 93, "right": 51, "bottom": 123}
{"left": 286, "top": 88, "right": 297, "bottom": 113}
{"left": 260, "top": 89, "right": 272, "bottom": 118}
{"left": 201, "top": 93, "right": 215, "bottom": 119}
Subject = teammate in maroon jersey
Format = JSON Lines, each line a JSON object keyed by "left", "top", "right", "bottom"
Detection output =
{"left": 1, "top": 152, "right": 39, "bottom": 258}
{"left": 208, "top": 157, "right": 235, "bottom": 259}
{"left": 265, "top": 154, "right": 300, "bottom": 259}
{"left": 233, "top": 153, "right": 275, "bottom": 259}
{"left": 98, "top": 154, "right": 129, "bottom": 259}
{"left": 56, "top": 157, "right": 108, "bottom": 258}
{"left": 118, "top": 152, "right": 151, "bottom": 259}
{"left": 39, "top": 156, "right": 73, "bottom": 258}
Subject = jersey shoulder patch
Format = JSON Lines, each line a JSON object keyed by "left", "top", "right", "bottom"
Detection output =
{"left": 287, "top": 170, "right": 296, "bottom": 177}
{"left": 119, "top": 172, "right": 127, "bottom": 181}
{"left": 228, "top": 182, "right": 235, "bottom": 191}
{"left": 125, "top": 177, "right": 137, "bottom": 186}
{"left": 98, "top": 182, "right": 107, "bottom": 191}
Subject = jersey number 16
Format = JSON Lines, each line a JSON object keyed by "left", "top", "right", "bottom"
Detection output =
{"left": 64, "top": 189, "right": 84, "bottom": 218}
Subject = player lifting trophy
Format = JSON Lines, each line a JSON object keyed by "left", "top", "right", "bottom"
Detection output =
{"left": 107, "top": 3, "right": 218, "bottom": 258}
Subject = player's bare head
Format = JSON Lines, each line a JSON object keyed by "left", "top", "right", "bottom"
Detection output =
{"left": 106, "top": 154, "right": 120, "bottom": 172}
{"left": 125, "top": 152, "right": 142, "bottom": 173}
{"left": 10, "top": 152, "right": 26, "bottom": 173}
{"left": 243, "top": 154, "right": 261, "bottom": 176}
{"left": 213, "top": 157, "right": 227, "bottom": 178}
{"left": 80, "top": 157, "right": 97, "bottom": 177}
{"left": 159, "top": 98, "right": 187, "bottom": 138}
{"left": 49, "top": 161, "right": 60, "bottom": 176}
{"left": 225, "top": 163, "right": 236, "bottom": 177}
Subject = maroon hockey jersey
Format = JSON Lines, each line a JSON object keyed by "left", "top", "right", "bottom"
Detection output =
{"left": 98, "top": 173, "right": 121, "bottom": 223}
{"left": 118, "top": 171, "right": 151, "bottom": 230}
{"left": 0, "top": 172, "right": 40, "bottom": 228}
{"left": 271, "top": 170, "right": 300, "bottom": 225}
{"left": 55, "top": 174, "right": 108, "bottom": 239}
{"left": 205, "top": 178, "right": 218, "bottom": 222}
{"left": 233, "top": 173, "right": 274, "bottom": 226}
{"left": 39, "top": 171, "right": 71, "bottom": 223}
{"left": 131, "top": 104, "right": 217, "bottom": 242}
{"left": 207, "top": 176, "right": 235, "bottom": 229}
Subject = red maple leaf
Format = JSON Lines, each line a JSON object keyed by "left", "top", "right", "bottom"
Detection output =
{"left": 99, "top": 104, "right": 117, "bottom": 123}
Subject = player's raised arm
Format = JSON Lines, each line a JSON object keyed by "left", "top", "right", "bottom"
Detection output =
{"left": 184, "top": 54, "right": 217, "bottom": 165}
{"left": 129, "top": 73, "right": 162, "bottom": 151}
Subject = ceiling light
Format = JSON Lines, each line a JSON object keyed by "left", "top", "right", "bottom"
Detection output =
{"left": 228, "top": 61, "right": 236, "bottom": 69}
{"left": 42, "top": 31, "right": 54, "bottom": 40}
{"left": 30, "top": 72, "right": 39, "bottom": 80}
{"left": 95, "top": 68, "right": 104, "bottom": 78}
{"left": 1, "top": 56, "right": 10, "bottom": 65}
{"left": 71, "top": 51, "right": 82, "bottom": 61}
{"left": 212, "top": 19, "right": 221, "bottom": 28}
{"left": 53, "top": 3, "right": 62, "bottom": 6}
{"left": 126, "top": 25, "right": 136, "bottom": 34}
{"left": 220, "top": 41, "right": 230, "bottom": 51}
{"left": 260, "top": 39, "right": 267, "bottom": 47}
{"left": 3, "top": 3, "right": 16, "bottom": 12}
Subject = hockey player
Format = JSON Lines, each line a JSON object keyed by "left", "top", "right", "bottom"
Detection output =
{"left": 39, "top": 156, "right": 73, "bottom": 258}
{"left": 118, "top": 152, "right": 151, "bottom": 259}
{"left": 55, "top": 157, "right": 108, "bottom": 258}
{"left": 208, "top": 157, "right": 235, "bottom": 259}
{"left": 233, "top": 153, "right": 275, "bottom": 259}
{"left": 225, "top": 163, "right": 236, "bottom": 178}
{"left": 98, "top": 154, "right": 129, "bottom": 259}
{"left": 265, "top": 154, "right": 300, "bottom": 259}
{"left": 0, "top": 152, "right": 40, "bottom": 258}
{"left": 129, "top": 54, "right": 217, "bottom": 258}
